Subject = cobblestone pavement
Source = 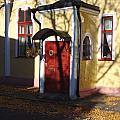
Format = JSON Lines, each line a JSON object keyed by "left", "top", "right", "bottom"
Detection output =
{"left": 0, "top": 84, "right": 120, "bottom": 120}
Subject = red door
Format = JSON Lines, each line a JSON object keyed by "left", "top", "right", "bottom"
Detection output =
{"left": 45, "top": 41, "right": 70, "bottom": 93}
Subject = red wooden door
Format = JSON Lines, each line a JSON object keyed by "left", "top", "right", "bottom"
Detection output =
{"left": 45, "top": 41, "right": 70, "bottom": 93}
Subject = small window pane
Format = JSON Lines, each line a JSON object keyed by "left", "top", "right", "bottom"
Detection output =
{"left": 106, "top": 33, "right": 112, "bottom": 49}
{"left": 19, "top": 25, "right": 24, "bottom": 34}
{"left": 26, "top": 24, "right": 32, "bottom": 34}
{"left": 26, "top": 36, "right": 32, "bottom": 48}
{"left": 19, "top": 36, "right": 25, "bottom": 44}
{"left": 102, "top": 33, "right": 112, "bottom": 58}
{"left": 103, "top": 17, "right": 112, "bottom": 30}
{"left": 19, "top": 37, "right": 26, "bottom": 56}
{"left": 19, "top": 10, "right": 24, "bottom": 22}
{"left": 26, "top": 9, "right": 31, "bottom": 21}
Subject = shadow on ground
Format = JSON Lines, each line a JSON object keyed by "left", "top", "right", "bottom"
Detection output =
{"left": 0, "top": 84, "right": 120, "bottom": 120}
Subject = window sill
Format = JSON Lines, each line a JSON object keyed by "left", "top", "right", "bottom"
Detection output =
{"left": 98, "top": 58, "right": 113, "bottom": 61}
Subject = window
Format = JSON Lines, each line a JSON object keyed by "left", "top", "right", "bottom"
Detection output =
{"left": 18, "top": 7, "right": 33, "bottom": 57}
{"left": 82, "top": 36, "right": 92, "bottom": 60}
{"left": 101, "top": 16, "right": 113, "bottom": 60}
{"left": 99, "top": 15, "right": 115, "bottom": 60}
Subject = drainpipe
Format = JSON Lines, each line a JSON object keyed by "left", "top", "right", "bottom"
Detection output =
{"left": 4, "top": 0, "right": 10, "bottom": 76}
{"left": 76, "top": 5, "right": 81, "bottom": 97}
{"left": 32, "top": 9, "right": 41, "bottom": 30}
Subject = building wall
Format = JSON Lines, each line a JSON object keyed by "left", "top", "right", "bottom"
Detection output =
{"left": 79, "top": 11, "right": 98, "bottom": 97}
{"left": 40, "top": 7, "right": 99, "bottom": 96}
{"left": 42, "top": 8, "right": 73, "bottom": 36}
{"left": 83, "top": 0, "right": 120, "bottom": 96}
{"left": 1, "top": 0, "right": 119, "bottom": 96}
{"left": 0, "top": 1, "right": 40, "bottom": 85}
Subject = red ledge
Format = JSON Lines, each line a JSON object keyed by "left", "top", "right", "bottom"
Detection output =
{"left": 79, "top": 88, "right": 99, "bottom": 98}
{"left": 98, "top": 59, "right": 114, "bottom": 61}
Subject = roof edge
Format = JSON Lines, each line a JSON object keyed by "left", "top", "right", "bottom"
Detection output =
{"left": 31, "top": 0, "right": 100, "bottom": 13}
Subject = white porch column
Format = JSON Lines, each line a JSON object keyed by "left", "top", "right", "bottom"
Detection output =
{"left": 39, "top": 58, "right": 45, "bottom": 93}
{"left": 39, "top": 0, "right": 46, "bottom": 93}
{"left": 69, "top": 7, "right": 78, "bottom": 99}
{"left": 34, "top": 55, "right": 40, "bottom": 87}
{"left": 34, "top": 0, "right": 46, "bottom": 89}
{"left": 4, "top": 0, "right": 10, "bottom": 76}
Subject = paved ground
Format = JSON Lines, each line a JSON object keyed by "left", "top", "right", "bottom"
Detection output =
{"left": 0, "top": 107, "right": 71, "bottom": 120}
{"left": 0, "top": 84, "right": 120, "bottom": 120}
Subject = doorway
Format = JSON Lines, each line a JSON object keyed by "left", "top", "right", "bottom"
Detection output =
{"left": 45, "top": 41, "right": 70, "bottom": 93}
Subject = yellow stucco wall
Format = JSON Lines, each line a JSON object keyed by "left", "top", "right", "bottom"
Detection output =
{"left": 42, "top": 8, "right": 73, "bottom": 36}
{"left": 83, "top": 0, "right": 120, "bottom": 89}
{"left": 46, "top": 0, "right": 58, "bottom": 4}
{"left": 79, "top": 12, "right": 98, "bottom": 90}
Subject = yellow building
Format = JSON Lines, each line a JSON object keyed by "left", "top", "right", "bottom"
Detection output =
{"left": 82, "top": 0, "right": 120, "bottom": 97}
{"left": 29, "top": 0, "right": 100, "bottom": 99}
{"left": 0, "top": 0, "right": 119, "bottom": 99}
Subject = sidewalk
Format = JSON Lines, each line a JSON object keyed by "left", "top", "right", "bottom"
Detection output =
{"left": 0, "top": 84, "right": 120, "bottom": 120}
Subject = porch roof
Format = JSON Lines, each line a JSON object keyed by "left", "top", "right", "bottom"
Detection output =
{"left": 31, "top": 0, "right": 100, "bottom": 12}
{"left": 32, "top": 28, "right": 71, "bottom": 41}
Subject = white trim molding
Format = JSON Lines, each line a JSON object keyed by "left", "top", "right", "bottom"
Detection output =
{"left": 80, "top": 7, "right": 99, "bottom": 16}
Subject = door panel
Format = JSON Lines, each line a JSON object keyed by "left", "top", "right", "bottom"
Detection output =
{"left": 45, "top": 41, "right": 70, "bottom": 93}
